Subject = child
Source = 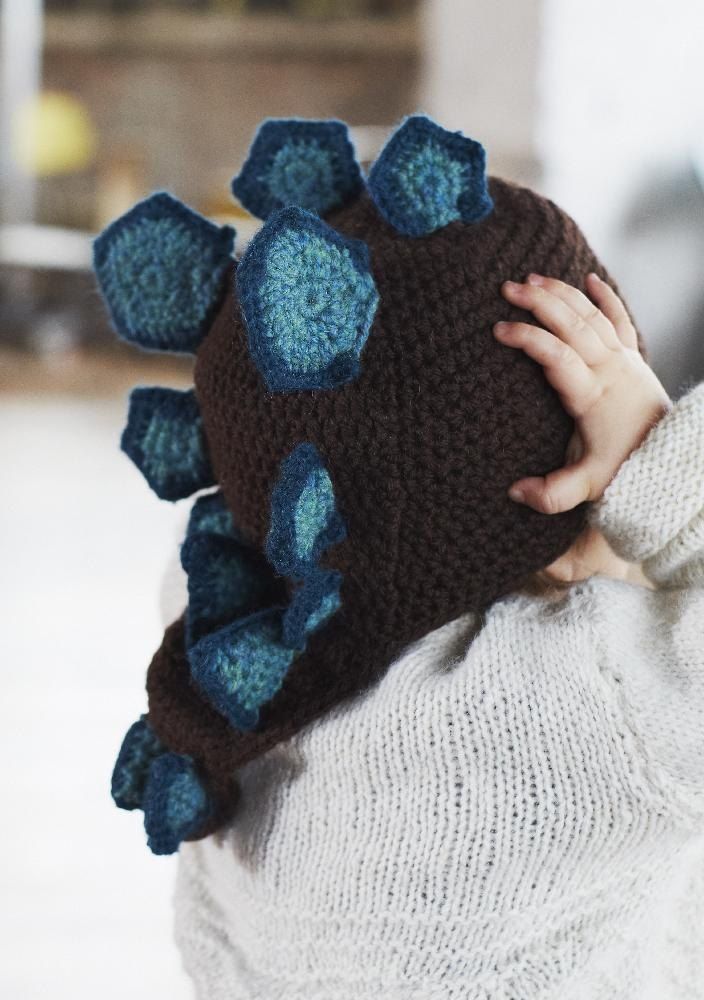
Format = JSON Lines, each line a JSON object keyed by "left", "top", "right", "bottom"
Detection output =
{"left": 97, "top": 115, "right": 704, "bottom": 998}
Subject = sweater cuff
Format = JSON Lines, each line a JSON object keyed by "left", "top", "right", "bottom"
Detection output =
{"left": 587, "top": 381, "right": 704, "bottom": 575}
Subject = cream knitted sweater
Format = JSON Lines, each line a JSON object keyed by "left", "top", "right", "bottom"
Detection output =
{"left": 166, "top": 381, "right": 704, "bottom": 1000}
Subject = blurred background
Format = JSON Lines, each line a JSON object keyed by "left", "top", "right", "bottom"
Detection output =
{"left": 1, "top": 1, "right": 703, "bottom": 996}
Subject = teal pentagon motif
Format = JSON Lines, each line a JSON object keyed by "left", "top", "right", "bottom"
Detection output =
{"left": 181, "top": 532, "right": 276, "bottom": 648}
{"left": 142, "top": 753, "right": 214, "bottom": 856}
{"left": 111, "top": 715, "right": 165, "bottom": 812}
{"left": 265, "top": 441, "right": 347, "bottom": 581}
{"left": 231, "top": 118, "right": 363, "bottom": 220}
{"left": 111, "top": 719, "right": 214, "bottom": 856}
{"left": 120, "top": 386, "right": 215, "bottom": 501}
{"left": 188, "top": 607, "right": 296, "bottom": 733}
{"left": 180, "top": 493, "right": 281, "bottom": 649}
{"left": 180, "top": 446, "right": 347, "bottom": 730}
{"left": 236, "top": 205, "right": 379, "bottom": 392}
{"left": 185, "top": 490, "right": 239, "bottom": 541}
{"left": 93, "top": 191, "right": 235, "bottom": 353}
{"left": 282, "top": 568, "right": 343, "bottom": 652}
{"left": 367, "top": 114, "right": 494, "bottom": 236}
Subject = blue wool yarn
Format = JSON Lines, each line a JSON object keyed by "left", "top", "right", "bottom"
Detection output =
{"left": 181, "top": 532, "right": 274, "bottom": 648}
{"left": 281, "top": 568, "right": 343, "bottom": 651}
{"left": 186, "top": 491, "right": 240, "bottom": 541}
{"left": 231, "top": 118, "right": 363, "bottom": 220}
{"left": 367, "top": 115, "right": 494, "bottom": 236}
{"left": 111, "top": 715, "right": 164, "bottom": 811}
{"left": 120, "top": 386, "right": 215, "bottom": 501}
{"left": 265, "top": 441, "right": 347, "bottom": 581}
{"left": 237, "top": 205, "right": 379, "bottom": 392}
{"left": 93, "top": 191, "right": 235, "bottom": 353}
{"left": 188, "top": 607, "right": 296, "bottom": 732}
{"left": 142, "top": 753, "right": 213, "bottom": 856}
{"left": 182, "top": 491, "right": 278, "bottom": 647}
{"left": 179, "top": 450, "right": 347, "bottom": 702}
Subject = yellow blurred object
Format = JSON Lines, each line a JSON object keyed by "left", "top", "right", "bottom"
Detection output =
{"left": 12, "top": 92, "right": 97, "bottom": 177}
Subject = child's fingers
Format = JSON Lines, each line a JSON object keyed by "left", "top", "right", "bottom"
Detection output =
{"left": 501, "top": 281, "right": 613, "bottom": 365}
{"left": 585, "top": 274, "right": 639, "bottom": 350}
{"left": 508, "top": 456, "right": 601, "bottom": 513}
{"left": 493, "top": 322, "right": 597, "bottom": 418}
{"left": 525, "top": 275, "right": 622, "bottom": 350}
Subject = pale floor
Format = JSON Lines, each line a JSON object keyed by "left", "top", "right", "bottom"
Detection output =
{"left": 0, "top": 393, "right": 195, "bottom": 999}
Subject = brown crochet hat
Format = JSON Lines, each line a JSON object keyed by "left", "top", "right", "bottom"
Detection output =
{"left": 96, "top": 114, "right": 647, "bottom": 855}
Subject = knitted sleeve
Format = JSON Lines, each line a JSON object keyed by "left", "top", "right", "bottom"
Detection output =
{"left": 173, "top": 842, "right": 240, "bottom": 998}
{"left": 587, "top": 380, "right": 704, "bottom": 824}
{"left": 588, "top": 380, "right": 704, "bottom": 589}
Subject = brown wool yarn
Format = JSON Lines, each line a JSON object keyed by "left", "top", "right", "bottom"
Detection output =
{"left": 145, "top": 178, "right": 647, "bottom": 836}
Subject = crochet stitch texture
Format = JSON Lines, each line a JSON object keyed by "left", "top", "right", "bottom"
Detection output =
{"left": 93, "top": 191, "right": 235, "bottom": 352}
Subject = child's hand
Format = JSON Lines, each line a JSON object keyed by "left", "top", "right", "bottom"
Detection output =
{"left": 493, "top": 273, "right": 672, "bottom": 513}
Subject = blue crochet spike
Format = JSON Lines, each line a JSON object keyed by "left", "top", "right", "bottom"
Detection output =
{"left": 181, "top": 532, "right": 274, "bottom": 648}
{"left": 93, "top": 191, "right": 235, "bottom": 353}
{"left": 111, "top": 716, "right": 164, "bottom": 811}
{"left": 121, "top": 386, "right": 215, "bottom": 501}
{"left": 188, "top": 607, "right": 297, "bottom": 732}
{"left": 186, "top": 491, "right": 240, "bottom": 541}
{"left": 231, "top": 118, "right": 363, "bottom": 221}
{"left": 367, "top": 114, "right": 494, "bottom": 237}
{"left": 265, "top": 442, "right": 347, "bottom": 580}
{"left": 237, "top": 206, "right": 379, "bottom": 392}
{"left": 142, "top": 753, "right": 213, "bottom": 856}
{"left": 282, "top": 568, "right": 343, "bottom": 651}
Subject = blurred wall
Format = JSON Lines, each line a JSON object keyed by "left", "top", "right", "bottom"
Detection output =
{"left": 420, "top": 0, "right": 704, "bottom": 395}
{"left": 420, "top": 0, "right": 543, "bottom": 186}
{"left": 3, "top": 0, "right": 703, "bottom": 390}
{"left": 40, "top": 11, "right": 420, "bottom": 228}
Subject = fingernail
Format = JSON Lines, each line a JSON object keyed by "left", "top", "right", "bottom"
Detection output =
{"left": 494, "top": 321, "right": 510, "bottom": 333}
{"left": 508, "top": 486, "right": 525, "bottom": 502}
{"left": 588, "top": 272, "right": 601, "bottom": 282}
{"left": 527, "top": 273, "right": 543, "bottom": 285}
{"left": 503, "top": 280, "right": 519, "bottom": 290}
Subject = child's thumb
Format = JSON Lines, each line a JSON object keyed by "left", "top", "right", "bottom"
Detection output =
{"left": 509, "top": 457, "right": 597, "bottom": 514}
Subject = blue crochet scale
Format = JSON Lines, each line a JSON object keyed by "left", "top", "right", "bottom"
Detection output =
{"left": 180, "top": 492, "right": 274, "bottom": 648}
{"left": 184, "top": 444, "right": 347, "bottom": 734}
{"left": 265, "top": 441, "right": 347, "bottom": 580}
{"left": 185, "top": 489, "right": 239, "bottom": 539}
{"left": 188, "top": 606, "right": 296, "bottom": 732}
{"left": 367, "top": 115, "right": 494, "bottom": 236}
{"left": 93, "top": 191, "right": 235, "bottom": 353}
{"left": 236, "top": 205, "right": 379, "bottom": 392}
{"left": 110, "top": 716, "right": 214, "bottom": 856}
{"left": 181, "top": 532, "right": 275, "bottom": 648}
{"left": 231, "top": 118, "right": 363, "bottom": 221}
{"left": 142, "top": 753, "right": 214, "bottom": 856}
{"left": 111, "top": 716, "right": 165, "bottom": 812}
{"left": 120, "top": 386, "right": 215, "bottom": 501}
{"left": 281, "top": 567, "right": 343, "bottom": 652}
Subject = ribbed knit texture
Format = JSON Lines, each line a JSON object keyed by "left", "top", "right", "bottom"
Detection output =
{"left": 171, "top": 382, "right": 704, "bottom": 999}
